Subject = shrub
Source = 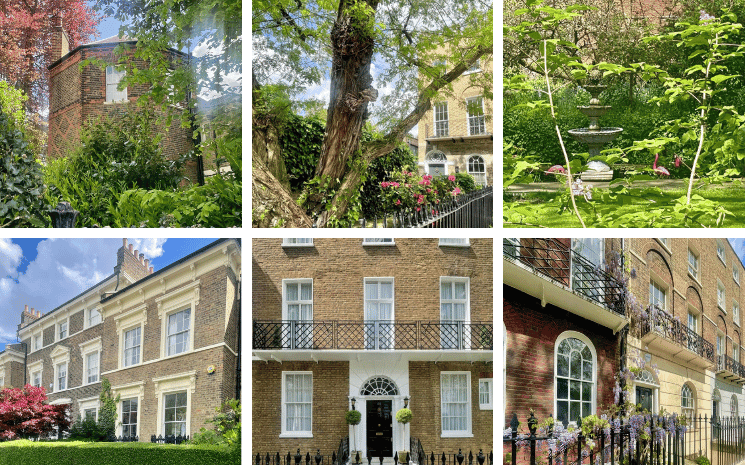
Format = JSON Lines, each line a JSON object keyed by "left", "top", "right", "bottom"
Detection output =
{"left": 695, "top": 456, "right": 711, "bottom": 465}
{"left": 0, "top": 386, "right": 69, "bottom": 440}
{"left": 454, "top": 172, "right": 477, "bottom": 193}
{"left": 345, "top": 410, "right": 362, "bottom": 425}
{"left": 98, "top": 378, "right": 119, "bottom": 440}
{"left": 69, "top": 415, "right": 106, "bottom": 441}
{"left": 360, "top": 142, "right": 417, "bottom": 218}
{"left": 190, "top": 399, "right": 240, "bottom": 449}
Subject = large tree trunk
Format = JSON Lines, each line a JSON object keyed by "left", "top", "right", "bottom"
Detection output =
{"left": 252, "top": 158, "right": 313, "bottom": 228}
{"left": 307, "top": 0, "right": 379, "bottom": 217}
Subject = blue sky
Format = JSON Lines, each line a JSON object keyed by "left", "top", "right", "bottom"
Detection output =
{"left": 0, "top": 239, "right": 217, "bottom": 352}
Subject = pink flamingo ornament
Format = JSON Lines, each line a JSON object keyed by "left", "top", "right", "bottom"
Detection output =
{"left": 653, "top": 153, "right": 670, "bottom": 176}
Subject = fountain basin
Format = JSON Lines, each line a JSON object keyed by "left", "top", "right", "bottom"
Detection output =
{"left": 568, "top": 127, "right": 623, "bottom": 181}
{"left": 576, "top": 106, "right": 611, "bottom": 119}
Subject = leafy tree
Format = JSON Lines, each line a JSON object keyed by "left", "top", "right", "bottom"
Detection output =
{"left": 253, "top": 0, "right": 493, "bottom": 226}
{"left": 0, "top": 100, "right": 48, "bottom": 228}
{"left": 0, "top": 386, "right": 70, "bottom": 439}
{"left": 98, "top": 378, "right": 119, "bottom": 440}
{"left": 0, "top": 0, "right": 99, "bottom": 112}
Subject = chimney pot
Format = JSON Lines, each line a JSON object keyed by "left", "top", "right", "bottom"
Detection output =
{"left": 133, "top": 249, "right": 139, "bottom": 259}
{"left": 36, "top": 310, "right": 40, "bottom": 317}
{"left": 139, "top": 253, "right": 145, "bottom": 265}
{"left": 144, "top": 258, "right": 150, "bottom": 268}
{"left": 24, "top": 304, "right": 28, "bottom": 312}
{"left": 149, "top": 266, "right": 154, "bottom": 274}
{"left": 123, "top": 238, "right": 128, "bottom": 247}
{"left": 129, "top": 244, "right": 133, "bottom": 253}
{"left": 30, "top": 307, "right": 34, "bottom": 314}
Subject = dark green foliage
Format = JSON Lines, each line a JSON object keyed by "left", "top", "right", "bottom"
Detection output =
{"left": 189, "top": 399, "right": 240, "bottom": 451}
{"left": 0, "top": 104, "right": 48, "bottom": 227}
{"left": 360, "top": 145, "right": 417, "bottom": 218}
{"left": 98, "top": 378, "right": 119, "bottom": 440}
{"left": 454, "top": 172, "right": 477, "bottom": 193}
{"left": 279, "top": 113, "right": 325, "bottom": 191}
{"left": 0, "top": 440, "right": 239, "bottom": 465}
{"left": 68, "top": 416, "right": 107, "bottom": 441}
{"left": 695, "top": 456, "right": 711, "bottom": 465}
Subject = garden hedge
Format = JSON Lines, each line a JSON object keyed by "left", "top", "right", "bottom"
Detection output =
{"left": 0, "top": 440, "right": 239, "bottom": 465}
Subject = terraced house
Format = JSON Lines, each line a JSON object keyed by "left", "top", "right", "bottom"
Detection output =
{"left": 504, "top": 238, "right": 745, "bottom": 458}
{"left": 7, "top": 238, "right": 240, "bottom": 440}
{"left": 253, "top": 238, "right": 493, "bottom": 464}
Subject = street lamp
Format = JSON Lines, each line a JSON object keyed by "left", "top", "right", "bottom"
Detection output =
{"left": 351, "top": 397, "right": 356, "bottom": 410}
{"left": 404, "top": 396, "right": 409, "bottom": 408}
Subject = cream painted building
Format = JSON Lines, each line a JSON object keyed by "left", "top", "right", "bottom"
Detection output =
{"left": 417, "top": 51, "right": 493, "bottom": 187}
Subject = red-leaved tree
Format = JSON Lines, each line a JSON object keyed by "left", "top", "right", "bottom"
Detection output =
{"left": 0, "top": 385, "right": 70, "bottom": 440}
{"left": 0, "top": 1, "right": 99, "bottom": 112}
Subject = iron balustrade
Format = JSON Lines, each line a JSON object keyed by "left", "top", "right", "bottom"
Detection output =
{"left": 719, "top": 354, "right": 745, "bottom": 379}
{"left": 637, "top": 305, "right": 715, "bottom": 364}
{"left": 502, "top": 238, "right": 625, "bottom": 316}
{"left": 253, "top": 320, "right": 493, "bottom": 350}
{"left": 358, "top": 186, "right": 492, "bottom": 229}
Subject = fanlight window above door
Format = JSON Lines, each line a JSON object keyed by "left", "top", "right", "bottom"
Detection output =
{"left": 361, "top": 377, "right": 399, "bottom": 396}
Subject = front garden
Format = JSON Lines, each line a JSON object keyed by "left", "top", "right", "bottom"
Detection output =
{"left": 503, "top": 0, "right": 745, "bottom": 227}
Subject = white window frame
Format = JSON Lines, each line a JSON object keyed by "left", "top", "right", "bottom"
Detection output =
{"left": 165, "top": 308, "right": 192, "bottom": 357}
{"left": 58, "top": 319, "right": 69, "bottom": 341}
{"left": 681, "top": 383, "right": 695, "bottom": 418}
{"left": 554, "top": 331, "right": 597, "bottom": 427}
{"left": 466, "top": 96, "right": 485, "bottom": 136}
{"left": 362, "top": 238, "right": 395, "bottom": 245}
{"left": 734, "top": 300, "right": 740, "bottom": 326}
{"left": 80, "top": 337, "right": 102, "bottom": 386}
{"left": 649, "top": 279, "right": 667, "bottom": 311}
{"left": 467, "top": 155, "right": 487, "bottom": 187}
{"left": 434, "top": 102, "right": 449, "bottom": 137}
{"left": 688, "top": 248, "right": 699, "bottom": 281}
{"left": 282, "top": 238, "right": 314, "bottom": 247}
{"left": 106, "top": 65, "right": 128, "bottom": 103}
{"left": 112, "top": 381, "right": 145, "bottom": 439}
{"left": 632, "top": 370, "right": 659, "bottom": 414}
{"left": 440, "top": 277, "right": 471, "bottom": 350}
{"left": 28, "top": 359, "right": 43, "bottom": 388}
{"left": 156, "top": 280, "right": 199, "bottom": 360}
{"left": 364, "top": 277, "right": 395, "bottom": 350}
{"left": 281, "top": 371, "right": 313, "bottom": 438}
{"left": 718, "top": 280, "right": 726, "bottom": 311}
{"left": 440, "top": 371, "right": 472, "bottom": 438}
{"left": 464, "top": 59, "right": 481, "bottom": 74}
{"left": 735, "top": 267, "right": 741, "bottom": 286}
{"left": 114, "top": 305, "right": 147, "bottom": 370}
{"left": 439, "top": 238, "right": 470, "bottom": 247}
{"left": 732, "top": 395, "right": 739, "bottom": 418}
{"left": 0, "top": 376, "right": 4, "bottom": 387}
{"left": 282, "top": 279, "right": 313, "bottom": 349}
{"left": 478, "top": 378, "right": 493, "bottom": 410}
{"left": 121, "top": 397, "right": 139, "bottom": 438}
{"left": 733, "top": 341, "right": 739, "bottom": 363}
{"left": 50, "top": 345, "right": 70, "bottom": 393}
{"left": 153, "top": 371, "right": 196, "bottom": 437}
{"left": 122, "top": 325, "right": 142, "bottom": 368}
{"left": 32, "top": 333, "right": 42, "bottom": 352}
{"left": 87, "top": 308, "right": 102, "bottom": 328}
{"left": 78, "top": 396, "right": 100, "bottom": 423}
{"left": 162, "top": 391, "right": 189, "bottom": 436}
{"left": 718, "top": 239, "right": 727, "bottom": 265}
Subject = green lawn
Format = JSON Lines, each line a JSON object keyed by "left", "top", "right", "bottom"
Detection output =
{"left": 0, "top": 440, "right": 240, "bottom": 465}
{"left": 504, "top": 186, "right": 745, "bottom": 228}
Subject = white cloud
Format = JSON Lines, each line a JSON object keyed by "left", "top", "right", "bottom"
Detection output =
{"left": 0, "top": 239, "right": 121, "bottom": 345}
{"left": 0, "top": 239, "right": 22, "bottom": 278}
{"left": 128, "top": 239, "right": 167, "bottom": 259}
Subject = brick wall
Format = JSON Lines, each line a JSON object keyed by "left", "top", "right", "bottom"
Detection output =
{"left": 252, "top": 360, "right": 350, "bottom": 455}
{"left": 504, "top": 286, "right": 619, "bottom": 428}
{"left": 409, "top": 361, "right": 493, "bottom": 453}
{"left": 252, "top": 238, "right": 492, "bottom": 323}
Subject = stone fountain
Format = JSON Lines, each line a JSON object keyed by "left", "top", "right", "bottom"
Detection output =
{"left": 568, "top": 84, "right": 623, "bottom": 181}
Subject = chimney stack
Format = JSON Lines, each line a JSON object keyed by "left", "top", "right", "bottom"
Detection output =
{"left": 19, "top": 304, "right": 41, "bottom": 330}
{"left": 149, "top": 266, "right": 154, "bottom": 274}
{"left": 50, "top": 15, "right": 70, "bottom": 61}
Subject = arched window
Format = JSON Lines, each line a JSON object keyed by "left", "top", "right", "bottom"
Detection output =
{"left": 681, "top": 383, "right": 695, "bottom": 418}
{"left": 555, "top": 332, "right": 595, "bottom": 426}
{"left": 732, "top": 395, "right": 738, "bottom": 418}
{"left": 467, "top": 155, "right": 486, "bottom": 187}
{"left": 360, "top": 376, "right": 399, "bottom": 396}
{"left": 425, "top": 150, "right": 448, "bottom": 177}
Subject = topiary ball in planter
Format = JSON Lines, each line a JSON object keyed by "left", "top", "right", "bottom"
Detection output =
{"left": 395, "top": 408, "right": 412, "bottom": 424}
{"left": 346, "top": 410, "right": 362, "bottom": 425}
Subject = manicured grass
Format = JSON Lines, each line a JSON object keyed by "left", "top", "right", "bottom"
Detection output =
{"left": 0, "top": 440, "right": 240, "bottom": 465}
{"left": 504, "top": 186, "right": 745, "bottom": 228}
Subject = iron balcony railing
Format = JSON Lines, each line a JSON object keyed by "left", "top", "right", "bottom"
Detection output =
{"left": 502, "top": 238, "right": 625, "bottom": 316}
{"left": 637, "top": 305, "right": 715, "bottom": 364}
{"left": 718, "top": 354, "right": 745, "bottom": 379}
{"left": 253, "top": 320, "right": 493, "bottom": 350}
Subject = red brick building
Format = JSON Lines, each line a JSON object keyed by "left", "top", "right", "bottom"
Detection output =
{"left": 7, "top": 238, "right": 240, "bottom": 440}
{"left": 253, "top": 238, "right": 493, "bottom": 464}
{"left": 47, "top": 28, "right": 198, "bottom": 180}
{"left": 503, "top": 238, "right": 627, "bottom": 430}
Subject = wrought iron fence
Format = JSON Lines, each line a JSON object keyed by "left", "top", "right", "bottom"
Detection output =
{"left": 636, "top": 305, "right": 715, "bottom": 364}
{"left": 403, "top": 449, "right": 492, "bottom": 465}
{"left": 358, "top": 186, "right": 492, "bottom": 228}
{"left": 256, "top": 450, "right": 340, "bottom": 465}
{"left": 256, "top": 448, "right": 493, "bottom": 465}
{"left": 253, "top": 320, "right": 493, "bottom": 350}
{"left": 718, "top": 354, "right": 745, "bottom": 378}
{"left": 113, "top": 435, "right": 140, "bottom": 442}
{"left": 502, "top": 238, "right": 625, "bottom": 316}
{"left": 150, "top": 434, "right": 189, "bottom": 444}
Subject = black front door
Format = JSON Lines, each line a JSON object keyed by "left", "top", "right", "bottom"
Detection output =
{"left": 367, "top": 400, "right": 393, "bottom": 458}
{"left": 636, "top": 386, "right": 653, "bottom": 412}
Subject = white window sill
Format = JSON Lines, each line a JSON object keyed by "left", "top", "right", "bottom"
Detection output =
{"left": 688, "top": 273, "right": 702, "bottom": 287}
{"left": 362, "top": 243, "right": 395, "bottom": 246}
{"left": 121, "top": 361, "right": 143, "bottom": 370}
{"left": 82, "top": 379, "right": 100, "bottom": 387}
{"left": 441, "top": 432, "right": 473, "bottom": 438}
{"left": 282, "top": 244, "right": 314, "bottom": 248}
{"left": 719, "top": 306, "right": 727, "bottom": 314}
{"left": 439, "top": 244, "right": 470, "bottom": 248}
{"left": 279, "top": 432, "right": 313, "bottom": 438}
{"left": 479, "top": 406, "right": 493, "bottom": 410}
{"left": 104, "top": 100, "right": 129, "bottom": 105}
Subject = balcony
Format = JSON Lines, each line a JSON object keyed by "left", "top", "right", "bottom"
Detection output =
{"left": 636, "top": 306, "right": 715, "bottom": 368}
{"left": 252, "top": 320, "right": 493, "bottom": 351}
{"left": 716, "top": 354, "right": 745, "bottom": 384}
{"left": 502, "top": 238, "right": 627, "bottom": 332}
